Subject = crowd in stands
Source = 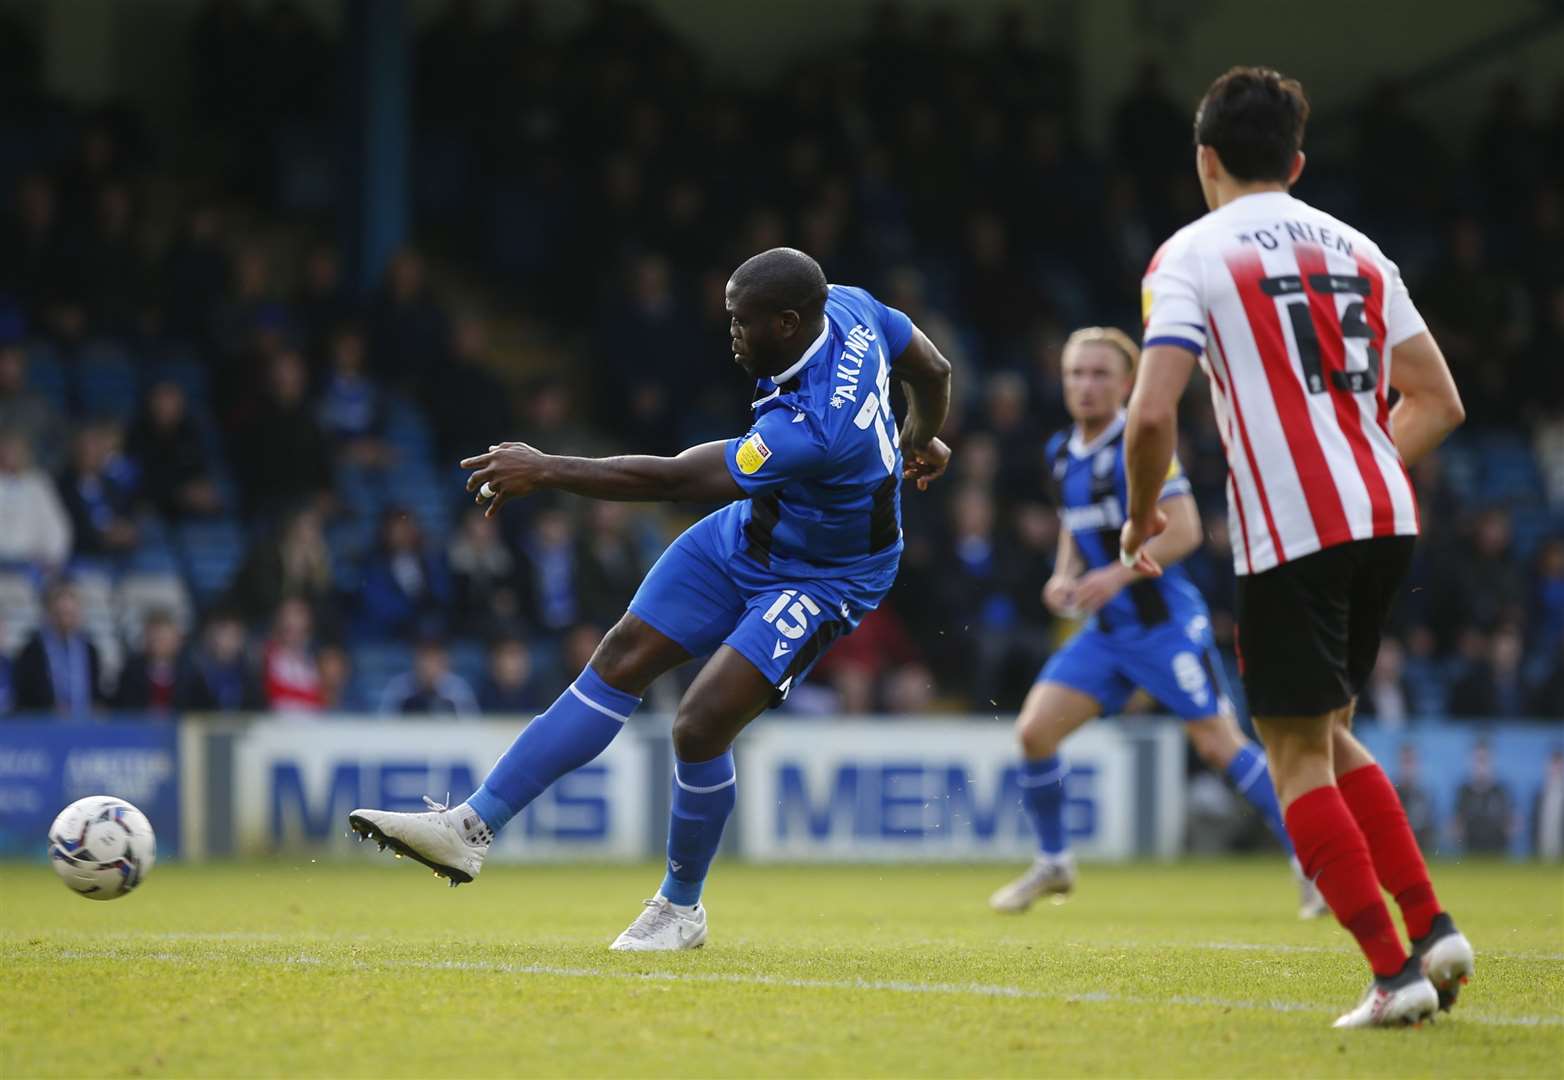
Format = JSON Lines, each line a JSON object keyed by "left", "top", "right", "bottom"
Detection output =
{"left": 0, "top": 0, "right": 1560, "bottom": 727}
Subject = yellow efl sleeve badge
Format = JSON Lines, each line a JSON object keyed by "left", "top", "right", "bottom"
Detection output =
{"left": 735, "top": 432, "right": 772, "bottom": 475}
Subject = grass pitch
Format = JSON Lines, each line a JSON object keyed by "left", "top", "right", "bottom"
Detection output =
{"left": 1, "top": 858, "right": 1559, "bottom": 1078}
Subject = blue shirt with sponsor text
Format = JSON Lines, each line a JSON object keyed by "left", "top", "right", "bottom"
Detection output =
{"left": 719, "top": 285, "right": 914, "bottom": 581}
{"left": 1046, "top": 413, "right": 1208, "bottom": 631}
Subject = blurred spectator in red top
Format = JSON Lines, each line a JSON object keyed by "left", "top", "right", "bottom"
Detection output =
{"left": 814, "top": 606, "right": 931, "bottom": 714}
{"left": 262, "top": 596, "right": 323, "bottom": 712}
{"left": 114, "top": 609, "right": 187, "bottom": 714}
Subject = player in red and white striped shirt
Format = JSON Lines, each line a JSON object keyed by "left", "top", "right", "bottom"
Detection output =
{"left": 1121, "top": 67, "right": 1474, "bottom": 1029}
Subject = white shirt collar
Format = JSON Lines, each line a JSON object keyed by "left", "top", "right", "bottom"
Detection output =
{"left": 771, "top": 318, "right": 830, "bottom": 385}
{"left": 1068, "top": 410, "right": 1126, "bottom": 458}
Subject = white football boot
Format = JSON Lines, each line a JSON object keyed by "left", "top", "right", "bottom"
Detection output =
{"left": 1412, "top": 912, "right": 1475, "bottom": 1013}
{"left": 347, "top": 796, "right": 491, "bottom": 886}
{"left": 1332, "top": 958, "right": 1439, "bottom": 1029}
{"left": 989, "top": 853, "right": 1076, "bottom": 913}
{"left": 1291, "top": 857, "right": 1329, "bottom": 920}
{"left": 609, "top": 895, "right": 708, "bottom": 951}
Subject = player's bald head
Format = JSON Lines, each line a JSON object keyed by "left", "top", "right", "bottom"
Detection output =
{"left": 727, "top": 247, "right": 828, "bottom": 320}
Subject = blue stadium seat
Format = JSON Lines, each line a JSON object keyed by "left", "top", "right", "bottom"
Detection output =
{"left": 24, "top": 343, "right": 68, "bottom": 412}
{"left": 383, "top": 397, "right": 435, "bottom": 459}
{"left": 77, "top": 344, "right": 140, "bottom": 420}
{"left": 447, "top": 639, "right": 487, "bottom": 689}
{"left": 147, "top": 354, "right": 211, "bottom": 405}
{"left": 175, "top": 518, "right": 247, "bottom": 604}
{"left": 350, "top": 642, "right": 414, "bottom": 710}
{"left": 385, "top": 466, "right": 455, "bottom": 535}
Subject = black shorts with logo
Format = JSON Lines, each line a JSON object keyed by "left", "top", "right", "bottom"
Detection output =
{"left": 1235, "top": 536, "right": 1415, "bottom": 717}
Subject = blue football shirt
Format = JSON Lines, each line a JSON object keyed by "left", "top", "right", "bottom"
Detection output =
{"left": 719, "top": 284, "right": 915, "bottom": 580}
{"left": 1046, "top": 412, "right": 1208, "bottom": 631}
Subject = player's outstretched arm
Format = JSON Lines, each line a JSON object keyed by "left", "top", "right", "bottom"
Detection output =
{"left": 1386, "top": 331, "right": 1465, "bottom": 468}
{"left": 1122, "top": 343, "right": 1199, "bottom": 573}
{"left": 462, "top": 440, "right": 742, "bottom": 515}
{"left": 892, "top": 327, "right": 954, "bottom": 490}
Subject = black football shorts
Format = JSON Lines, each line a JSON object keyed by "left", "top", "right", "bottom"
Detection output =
{"left": 1235, "top": 536, "right": 1415, "bottom": 717}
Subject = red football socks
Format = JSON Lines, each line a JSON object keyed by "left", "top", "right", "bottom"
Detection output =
{"left": 1285, "top": 785, "right": 1408, "bottom": 977}
{"left": 1338, "top": 762, "right": 1442, "bottom": 941}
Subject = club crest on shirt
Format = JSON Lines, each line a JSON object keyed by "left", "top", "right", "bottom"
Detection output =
{"left": 735, "top": 432, "right": 772, "bottom": 474}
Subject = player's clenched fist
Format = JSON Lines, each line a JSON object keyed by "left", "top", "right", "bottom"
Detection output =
{"left": 901, "top": 436, "right": 951, "bottom": 491}
{"left": 462, "top": 441, "right": 545, "bottom": 517}
{"left": 1041, "top": 574, "right": 1079, "bottom": 617}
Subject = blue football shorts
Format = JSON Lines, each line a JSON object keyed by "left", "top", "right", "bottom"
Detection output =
{"left": 628, "top": 509, "right": 897, "bottom": 704}
{"left": 1037, "top": 611, "right": 1234, "bottom": 721}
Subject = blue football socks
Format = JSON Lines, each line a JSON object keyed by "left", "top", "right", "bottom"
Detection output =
{"left": 659, "top": 751, "right": 737, "bottom": 907}
{"left": 466, "top": 665, "right": 640, "bottom": 832}
{"left": 1225, "top": 742, "right": 1294, "bottom": 855}
{"left": 1019, "top": 755, "right": 1069, "bottom": 857}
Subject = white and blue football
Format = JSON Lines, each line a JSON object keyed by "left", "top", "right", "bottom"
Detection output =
{"left": 48, "top": 796, "right": 157, "bottom": 900}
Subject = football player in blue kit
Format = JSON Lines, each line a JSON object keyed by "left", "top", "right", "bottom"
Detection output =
{"left": 349, "top": 248, "right": 953, "bottom": 950}
{"left": 988, "top": 327, "right": 1325, "bottom": 918}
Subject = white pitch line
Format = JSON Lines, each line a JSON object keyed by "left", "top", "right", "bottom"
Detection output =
{"left": 36, "top": 947, "right": 1564, "bottom": 1029}
{"left": 67, "top": 932, "right": 1564, "bottom": 964}
{"left": 1035, "top": 939, "right": 1564, "bottom": 964}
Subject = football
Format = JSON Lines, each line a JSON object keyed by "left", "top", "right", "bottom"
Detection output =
{"left": 47, "top": 796, "right": 157, "bottom": 901}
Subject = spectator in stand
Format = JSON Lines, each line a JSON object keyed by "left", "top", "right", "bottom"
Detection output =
{"left": 294, "top": 242, "right": 354, "bottom": 362}
{"left": 175, "top": 609, "right": 261, "bottom": 712}
{"left": 1111, "top": 59, "right": 1191, "bottom": 215}
{"left": 1427, "top": 508, "right": 1528, "bottom": 649}
{"left": 575, "top": 502, "right": 644, "bottom": 629}
{"left": 424, "top": 313, "right": 514, "bottom": 465}
{"left": 11, "top": 580, "right": 104, "bottom": 716}
{"left": 522, "top": 376, "right": 606, "bottom": 460}
{"left": 357, "top": 507, "right": 452, "bottom": 640}
{"left": 57, "top": 419, "right": 140, "bottom": 558}
{"left": 0, "top": 174, "right": 66, "bottom": 321}
{"left": 370, "top": 248, "right": 448, "bottom": 392}
{"left": 448, "top": 507, "right": 529, "bottom": 636}
{"left": 812, "top": 606, "right": 932, "bottom": 714}
{"left": 0, "top": 614, "right": 11, "bottom": 715}
{"left": 1393, "top": 743, "right": 1439, "bottom": 855}
{"left": 317, "top": 322, "right": 393, "bottom": 469}
{"left": 933, "top": 486, "right": 1022, "bottom": 701}
{"left": 982, "top": 372, "right": 1046, "bottom": 497}
{"left": 1531, "top": 639, "right": 1564, "bottom": 716}
{"left": 1453, "top": 740, "right": 1516, "bottom": 855}
{"left": 317, "top": 643, "right": 365, "bottom": 712}
{"left": 1532, "top": 538, "right": 1564, "bottom": 652}
{"left": 1356, "top": 638, "right": 1414, "bottom": 729}
{"left": 1534, "top": 749, "right": 1564, "bottom": 861}
{"left": 592, "top": 253, "right": 702, "bottom": 455}
{"left": 478, "top": 634, "right": 543, "bottom": 714}
{"left": 0, "top": 431, "right": 71, "bottom": 571}
{"left": 0, "top": 331, "right": 67, "bottom": 472}
{"left": 520, "top": 508, "right": 580, "bottom": 635}
{"left": 160, "top": 200, "right": 230, "bottom": 349}
{"left": 1418, "top": 217, "right": 1528, "bottom": 422}
{"left": 378, "top": 637, "right": 477, "bottom": 717}
{"left": 113, "top": 610, "right": 186, "bottom": 715}
{"left": 125, "top": 380, "right": 223, "bottom": 520}
{"left": 69, "top": 182, "right": 145, "bottom": 336}
{"left": 231, "top": 348, "right": 332, "bottom": 521}
{"left": 1449, "top": 624, "right": 1529, "bottom": 719}
{"left": 261, "top": 596, "right": 323, "bottom": 713}
{"left": 227, "top": 506, "right": 335, "bottom": 630}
